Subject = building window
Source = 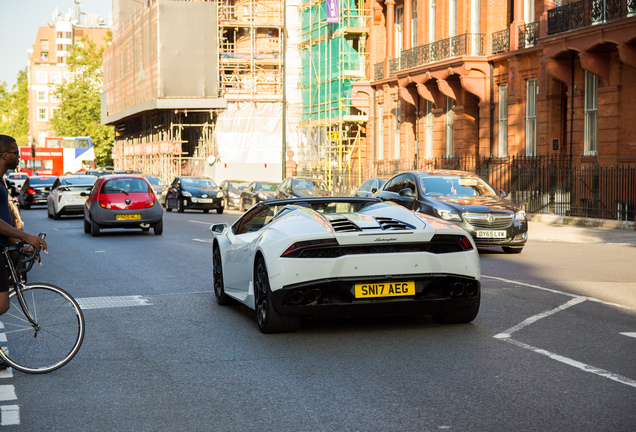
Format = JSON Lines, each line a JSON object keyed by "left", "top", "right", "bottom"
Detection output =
{"left": 50, "top": 72, "right": 62, "bottom": 84}
{"left": 617, "top": 201, "right": 635, "bottom": 221}
{"left": 57, "top": 56, "right": 65, "bottom": 64}
{"left": 445, "top": 97, "right": 454, "bottom": 157}
{"left": 395, "top": 5, "right": 404, "bottom": 56}
{"left": 41, "top": 52, "right": 49, "bottom": 61}
{"left": 449, "top": 0, "right": 457, "bottom": 37}
{"left": 526, "top": 79, "right": 537, "bottom": 156}
{"left": 49, "top": 90, "right": 60, "bottom": 103}
{"left": 50, "top": 107, "right": 60, "bottom": 119}
{"left": 429, "top": 0, "right": 436, "bottom": 42}
{"left": 498, "top": 84, "right": 508, "bottom": 157}
{"left": 394, "top": 101, "right": 401, "bottom": 159}
{"left": 40, "top": 39, "right": 49, "bottom": 50}
{"left": 37, "top": 91, "right": 47, "bottom": 102}
{"left": 584, "top": 71, "right": 598, "bottom": 156}
{"left": 36, "top": 71, "right": 47, "bottom": 83}
{"left": 376, "top": 104, "right": 384, "bottom": 160}
{"left": 424, "top": 100, "right": 433, "bottom": 159}
{"left": 38, "top": 107, "right": 48, "bottom": 121}
{"left": 411, "top": 1, "right": 418, "bottom": 47}
{"left": 470, "top": 0, "right": 481, "bottom": 54}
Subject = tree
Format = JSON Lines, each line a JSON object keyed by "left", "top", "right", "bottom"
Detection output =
{"left": 50, "top": 32, "right": 114, "bottom": 166}
{"left": 0, "top": 69, "right": 28, "bottom": 146}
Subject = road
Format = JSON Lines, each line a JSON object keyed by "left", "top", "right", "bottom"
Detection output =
{"left": 1, "top": 208, "right": 634, "bottom": 431}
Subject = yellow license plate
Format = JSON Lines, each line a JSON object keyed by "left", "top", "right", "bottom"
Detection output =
{"left": 354, "top": 281, "right": 415, "bottom": 298}
{"left": 116, "top": 214, "right": 141, "bottom": 220}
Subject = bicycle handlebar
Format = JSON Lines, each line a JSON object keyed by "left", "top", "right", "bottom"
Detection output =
{"left": 13, "top": 233, "right": 46, "bottom": 274}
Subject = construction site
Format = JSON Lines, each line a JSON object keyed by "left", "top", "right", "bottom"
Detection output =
{"left": 297, "top": 0, "right": 372, "bottom": 195}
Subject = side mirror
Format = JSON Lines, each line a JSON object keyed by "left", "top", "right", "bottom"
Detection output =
{"left": 399, "top": 188, "right": 416, "bottom": 199}
{"left": 499, "top": 189, "right": 507, "bottom": 198}
{"left": 371, "top": 187, "right": 378, "bottom": 193}
{"left": 210, "top": 223, "right": 229, "bottom": 235}
{"left": 80, "top": 192, "right": 88, "bottom": 197}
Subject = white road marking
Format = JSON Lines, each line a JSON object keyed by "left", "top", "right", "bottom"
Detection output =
{"left": 620, "top": 332, "right": 636, "bottom": 339}
{"left": 76, "top": 295, "right": 152, "bottom": 310}
{"left": 193, "top": 238, "right": 213, "bottom": 243}
{"left": 485, "top": 275, "right": 636, "bottom": 388}
{"left": 189, "top": 220, "right": 211, "bottom": 225}
{"left": 0, "top": 405, "right": 20, "bottom": 426}
{"left": 0, "top": 385, "right": 16, "bottom": 402}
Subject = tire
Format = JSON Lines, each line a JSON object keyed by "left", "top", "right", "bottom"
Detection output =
{"left": 154, "top": 219, "right": 163, "bottom": 235}
{"left": 53, "top": 211, "right": 60, "bottom": 220}
{"left": 213, "top": 246, "right": 232, "bottom": 305}
{"left": 1, "top": 283, "right": 85, "bottom": 374}
{"left": 239, "top": 199, "right": 244, "bottom": 212}
{"left": 502, "top": 246, "right": 523, "bottom": 254}
{"left": 254, "top": 257, "right": 300, "bottom": 333}
{"left": 47, "top": 205, "right": 53, "bottom": 219}
{"left": 84, "top": 218, "right": 91, "bottom": 234}
{"left": 203, "top": 209, "right": 210, "bottom": 214}
{"left": 165, "top": 200, "right": 172, "bottom": 212}
{"left": 433, "top": 294, "right": 480, "bottom": 324}
{"left": 216, "top": 206, "right": 224, "bottom": 214}
{"left": 177, "top": 198, "right": 185, "bottom": 213}
{"left": 91, "top": 218, "right": 100, "bottom": 237}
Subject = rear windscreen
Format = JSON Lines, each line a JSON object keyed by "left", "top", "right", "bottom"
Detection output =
{"left": 29, "top": 177, "right": 56, "bottom": 186}
{"left": 101, "top": 178, "right": 150, "bottom": 194}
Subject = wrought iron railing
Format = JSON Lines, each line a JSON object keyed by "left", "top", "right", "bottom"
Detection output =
{"left": 374, "top": 62, "right": 385, "bottom": 81}
{"left": 518, "top": 21, "right": 539, "bottom": 49}
{"left": 389, "top": 58, "right": 401, "bottom": 77}
{"left": 548, "top": 0, "right": 636, "bottom": 36}
{"left": 491, "top": 28, "right": 510, "bottom": 54}
{"left": 397, "top": 33, "right": 484, "bottom": 72}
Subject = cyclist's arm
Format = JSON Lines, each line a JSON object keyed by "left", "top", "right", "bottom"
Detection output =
{"left": 0, "top": 219, "right": 47, "bottom": 252}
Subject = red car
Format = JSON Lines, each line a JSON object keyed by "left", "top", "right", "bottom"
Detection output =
{"left": 83, "top": 175, "right": 164, "bottom": 237}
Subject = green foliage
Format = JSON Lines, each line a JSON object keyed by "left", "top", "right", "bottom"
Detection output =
{"left": 0, "top": 68, "right": 29, "bottom": 146}
{"left": 51, "top": 33, "right": 114, "bottom": 166}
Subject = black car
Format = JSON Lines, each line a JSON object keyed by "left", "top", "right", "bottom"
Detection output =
{"left": 352, "top": 177, "right": 389, "bottom": 197}
{"left": 276, "top": 176, "right": 330, "bottom": 199}
{"left": 373, "top": 170, "right": 528, "bottom": 253}
{"left": 165, "top": 176, "right": 223, "bottom": 213}
{"left": 18, "top": 175, "right": 58, "bottom": 209}
{"left": 238, "top": 181, "right": 279, "bottom": 211}
{"left": 219, "top": 180, "right": 250, "bottom": 210}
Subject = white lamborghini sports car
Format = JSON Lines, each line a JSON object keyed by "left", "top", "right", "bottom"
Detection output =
{"left": 209, "top": 197, "right": 481, "bottom": 333}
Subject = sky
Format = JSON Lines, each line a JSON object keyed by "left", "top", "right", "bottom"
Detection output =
{"left": 0, "top": 0, "right": 113, "bottom": 89}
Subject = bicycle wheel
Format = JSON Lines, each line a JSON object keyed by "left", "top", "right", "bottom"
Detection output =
{"left": 0, "top": 283, "right": 85, "bottom": 374}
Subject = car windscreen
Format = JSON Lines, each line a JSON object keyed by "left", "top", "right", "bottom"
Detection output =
{"left": 145, "top": 176, "right": 164, "bottom": 186}
{"left": 9, "top": 174, "right": 27, "bottom": 179}
{"left": 182, "top": 178, "right": 217, "bottom": 188}
{"left": 229, "top": 182, "right": 249, "bottom": 190}
{"left": 255, "top": 183, "right": 277, "bottom": 192}
{"left": 28, "top": 177, "right": 56, "bottom": 186}
{"left": 101, "top": 178, "right": 150, "bottom": 194}
{"left": 61, "top": 176, "right": 97, "bottom": 186}
{"left": 292, "top": 179, "right": 328, "bottom": 191}
{"left": 420, "top": 175, "right": 497, "bottom": 197}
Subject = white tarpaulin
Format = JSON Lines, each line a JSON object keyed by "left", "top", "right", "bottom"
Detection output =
{"left": 215, "top": 102, "right": 282, "bottom": 163}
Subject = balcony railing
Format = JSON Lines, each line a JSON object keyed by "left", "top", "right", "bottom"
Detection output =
{"left": 374, "top": 62, "right": 384, "bottom": 80}
{"left": 548, "top": 0, "right": 636, "bottom": 36}
{"left": 518, "top": 21, "right": 539, "bottom": 49}
{"left": 492, "top": 28, "right": 510, "bottom": 54}
{"left": 398, "top": 33, "right": 484, "bottom": 72}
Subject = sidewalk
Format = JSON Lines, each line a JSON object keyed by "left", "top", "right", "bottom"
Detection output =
{"left": 527, "top": 214, "right": 636, "bottom": 244}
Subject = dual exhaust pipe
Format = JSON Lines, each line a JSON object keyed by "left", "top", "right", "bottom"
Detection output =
{"left": 287, "top": 288, "right": 322, "bottom": 306}
{"left": 450, "top": 281, "right": 477, "bottom": 298}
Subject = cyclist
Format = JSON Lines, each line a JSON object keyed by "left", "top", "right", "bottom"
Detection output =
{"left": 0, "top": 135, "right": 48, "bottom": 317}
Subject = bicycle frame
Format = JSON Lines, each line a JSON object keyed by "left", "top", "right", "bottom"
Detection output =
{"left": 1, "top": 247, "right": 39, "bottom": 328}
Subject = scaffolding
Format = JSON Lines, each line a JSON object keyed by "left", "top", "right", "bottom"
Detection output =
{"left": 298, "top": 0, "right": 370, "bottom": 195}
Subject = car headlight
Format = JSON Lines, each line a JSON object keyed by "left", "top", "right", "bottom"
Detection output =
{"left": 434, "top": 208, "right": 462, "bottom": 221}
{"left": 216, "top": 191, "right": 223, "bottom": 198}
{"left": 515, "top": 210, "right": 527, "bottom": 222}
{"left": 257, "top": 193, "right": 268, "bottom": 200}
{"left": 182, "top": 191, "right": 192, "bottom": 197}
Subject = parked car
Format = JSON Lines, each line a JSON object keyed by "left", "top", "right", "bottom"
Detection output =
{"left": 18, "top": 175, "right": 58, "bottom": 209}
{"left": 209, "top": 197, "right": 481, "bottom": 333}
{"left": 219, "top": 180, "right": 250, "bottom": 210}
{"left": 372, "top": 170, "right": 528, "bottom": 253}
{"left": 83, "top": 174, "right": 163, "bottom": 236}
{"left": 276, "top": 176, "right": 330, "bottom": 199}
{"left": 352, "top": 177, "right": 389, "bottom": 197}
{"left": 47, "top": 175, "right": 98, "bottom": 219}
{"left": 143, "top": 174, "right": 168, "bottom": 205}
{"left": 238, "top": 181, "right": 279, "bottom": 211}
{"left": 6, "top": 172, "right": 28, "bottom": 190}
{"left": 165, "top": 176, "right": 223, "bottom": 213}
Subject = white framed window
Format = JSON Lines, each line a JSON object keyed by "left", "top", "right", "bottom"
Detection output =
{"left": 498, "top": 84, "right": 508, "bottom": 157}
{"left": 411, "top": 1, "right": 418, "bottom": 47}
{"left": 424, "top": 100, "right": 434, "bottom": 159}
{"left": 376, "top": 104, "right": 384, "bottom": 160}
{"left": 524, "top": 0, "right": 535, "bottom": 22}
{"left": 394, "top": 101, "right": 401, "bottom": 159}
{"left": 470, "top": 0, "right": 481, "bottom": 54}
{"left": 40, "top": 39, "right": 49, "bottom": 50}
{"left": 50, "top": 71, "right": 62, "bottom": 84}
{"left": 395, "top": 5, "right": 404, "bottom": 57}
{"left": 38, "top": 107, "right": 48, "bottom": 121}
{"left": 429, "top": 0, "right": 436, "bottom": 42}
{"left": 449, "top": 0, "right": 457, "bottom": 37}
{"left": 37, "top": 91, "right": 47, "bottom": 102}
{"left": 445, "top": 96, "right": 454, "bottom": 157}
{"left": 50, "top": 106, "right": 60, "bottom": 119}
{"left": 49, "top": 90, "right": 60, "bottom": 103}
{"left": 36, "top": 71, "right": 47, "bottom": 83}
{"left": 40, "top": 52, "right": 49, "bottom": 61}
{"left": 584, "top": 71, "right": 598, "bottom": 156}
{"left": 525, "top": 79, "right": 537, "bottom": 156}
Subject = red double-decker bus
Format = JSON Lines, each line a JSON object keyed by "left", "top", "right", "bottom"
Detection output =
{"left": 20, "top": 137, "right": 95, "bottom": 176}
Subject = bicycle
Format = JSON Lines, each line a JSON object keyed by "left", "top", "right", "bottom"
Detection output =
{"left": 0, "top": 234, "right": 85, "bottom": 373}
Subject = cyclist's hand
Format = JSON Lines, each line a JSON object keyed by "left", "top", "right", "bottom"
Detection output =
{"left": 23, "top": 234, "right": 48, "bottom": 253}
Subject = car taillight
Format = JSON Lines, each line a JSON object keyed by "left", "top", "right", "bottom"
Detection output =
{"left": 282, "top": 239, "right": 339, "bottom": 258}
{"left": 430, "top": 234, "right": 474, "bottom": 251}
{"left": 99, "top": 200, "right": 110, "bottom": 209}
{"left": 27, "top": 188, "right": 36, "bottom": 195}
{"left": 145, "top": 200, "right": 155, "bottom": 208}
